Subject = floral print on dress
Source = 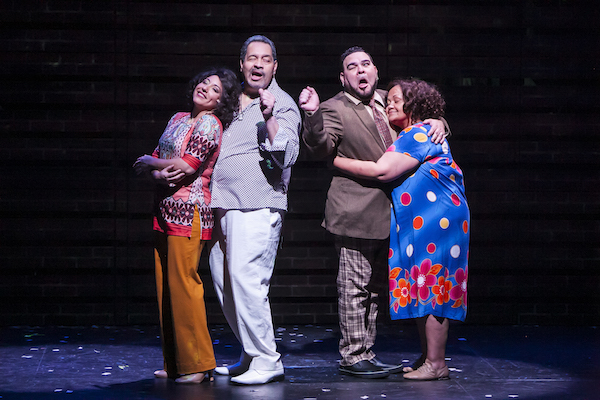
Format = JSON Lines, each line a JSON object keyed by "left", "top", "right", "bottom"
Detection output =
{"left": 388, "top": 123, "right": 470, "bottom": 322}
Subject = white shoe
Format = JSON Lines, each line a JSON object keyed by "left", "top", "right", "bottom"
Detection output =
{"left": 230, "top": 364, "right": 284, "bottom": 385}
{"left": 214, "top": 366, "right": 230, "bottom": 376}
{"left": 214, "top": 358, "right": 251, "bottom": 377}
{"left": 215, "top": 352, "right": 252, "bottom": 376}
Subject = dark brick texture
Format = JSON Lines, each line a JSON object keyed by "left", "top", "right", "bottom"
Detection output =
{"left": 1, "top": 0, "right": 599, "bottom": 326}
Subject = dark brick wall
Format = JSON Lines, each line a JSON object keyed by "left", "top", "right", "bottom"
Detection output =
{"left": 1, "top": 0, "right": 599, "bottom": 326}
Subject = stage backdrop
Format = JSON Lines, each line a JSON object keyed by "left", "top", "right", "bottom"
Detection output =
{"left": 1, "top": 0, "right": 599, "bottom": 326}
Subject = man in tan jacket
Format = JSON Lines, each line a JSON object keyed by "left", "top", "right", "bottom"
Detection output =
{"left": 299, "top": 46, "right": 446, "bottom": 378}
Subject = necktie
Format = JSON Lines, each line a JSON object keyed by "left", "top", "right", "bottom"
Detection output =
{"left": 369, "top": 98, "right": 393, "bottom": 149}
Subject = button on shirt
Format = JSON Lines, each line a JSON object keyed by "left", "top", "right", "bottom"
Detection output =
{"left": 210, "top": 78, "right": 301, "bottom": 211}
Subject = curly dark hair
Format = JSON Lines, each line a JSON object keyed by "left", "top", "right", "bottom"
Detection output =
{"left": 387, "top": 78, "right": 445, "bottom": 124}
{"left": 187, "top": 68, "right": 241, "bottom": 129}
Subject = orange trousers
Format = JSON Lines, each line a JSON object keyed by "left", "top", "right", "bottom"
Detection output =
{"left": 154, "top": 209, "right": 216, "bottom": 376}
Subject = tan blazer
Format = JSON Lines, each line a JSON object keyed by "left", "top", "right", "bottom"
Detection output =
{"left": 302, "top": 89, "right": 395, "bottom": 240}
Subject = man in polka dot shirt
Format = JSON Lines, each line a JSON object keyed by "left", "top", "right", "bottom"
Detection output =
{"left": 209, "top": 35, "right": 301, "bottom": 385}
{"left": 299, "top": 46, "right": 447, "bottom": 379}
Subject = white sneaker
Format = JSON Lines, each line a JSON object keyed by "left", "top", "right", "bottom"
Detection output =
{"left": 230, "top": 362, "right": 284, "bottom": 385}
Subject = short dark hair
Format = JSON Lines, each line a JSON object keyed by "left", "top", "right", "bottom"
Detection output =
{"left": 387, "top": 78, "right": 446, "bottom": 122}
{"left": 340, "top": 46, "right": 373, "bottom": 71}
{"left": 240, "top": 35, "right": 277, "bottom": 61}
{"left": 187, "top": 68, "right": 241, "bottom": 129}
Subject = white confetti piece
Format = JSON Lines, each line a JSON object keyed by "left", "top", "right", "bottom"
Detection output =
{"left": 381, "top": 395, "right": 387, "bottom": 398}
{"left": 313, "top": 339, "right": 323, "bottom": 343}
{"left": 21, "top": 355, "right": 32, "bottom": 359}
{"left": 322, "top": 388, "right": 331, "bottom": 392}
{"left": 290, "top": 340, "right": 296, "bottom": 343}
{"left": 54, "top": 389, "right": 63, "bottom": 393}
{"left": 78, "top": 347, "right": 83, "bottom": 350}
{"left": 48, "top": 370, "right": 54, "bottom": 373}
{"left": 448, "top": 367, "right": 462, "bottom": 372}
{"left": 361, "top": 396, "right": 369, "bottom": 399}
{"left": 275, "top": 337, "right": 282, "bottom": 341}
{"left": 94, "top": 350, "right": 100, "bottom": 353}
{"left": 30, "top": 348, "right": 39, "bottom": 351}
{"left": 53, "top": 349, "right": 60, "bottom": 352}
{"left": 102, "top": 372, "right": 111, "bottom": 376}
{"left": 445, "top": 357, "right": 451, "bottom": 361}
{"left": 402, "top": 359, "right": 410, "bottom": 363}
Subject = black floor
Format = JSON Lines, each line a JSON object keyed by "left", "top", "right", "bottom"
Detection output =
{"left": 1, "top": 323, "right": 598, "bottom": 400}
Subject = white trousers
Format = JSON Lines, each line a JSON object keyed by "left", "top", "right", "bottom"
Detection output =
{"left": 209, "top": 208, "right": 282, "bottom": 370}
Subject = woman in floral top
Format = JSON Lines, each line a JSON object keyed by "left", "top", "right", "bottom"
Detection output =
{"left": 334, "top": 78, "right": 469, "bottom": 381}
{"left": 134, "top": 68, "right": 240, "bottom": 384}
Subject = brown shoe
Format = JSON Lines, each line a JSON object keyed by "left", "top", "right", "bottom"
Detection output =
{"left": 403, "top": 361, "right": 449, "bottom": 381}
{"left": 402, "top": 354, "right": 426, "bottom": 373}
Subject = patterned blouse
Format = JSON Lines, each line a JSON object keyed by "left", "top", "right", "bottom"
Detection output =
{"left": 152, "top": 112, "right": 222, "bottom": 239}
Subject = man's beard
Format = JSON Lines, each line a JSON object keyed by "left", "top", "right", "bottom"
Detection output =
{"left": 345, "top": 82, "right": 377, "bottom": 101}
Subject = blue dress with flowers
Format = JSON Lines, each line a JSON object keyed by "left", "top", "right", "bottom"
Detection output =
{"left": 387, "top": 123, "right": 470, "bottom": 322}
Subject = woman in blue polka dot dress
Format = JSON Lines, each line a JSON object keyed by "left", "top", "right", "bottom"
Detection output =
{"left": 333, "top": 78, "right": 470, "bottom": 381}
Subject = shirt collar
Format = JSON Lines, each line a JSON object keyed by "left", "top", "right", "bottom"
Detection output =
{"left": 344, "top": 90, "right": 385, "bottom": 108}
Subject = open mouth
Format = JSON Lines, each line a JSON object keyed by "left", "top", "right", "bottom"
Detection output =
{"left": 251, "top": 70, "right": 264, "bottom": 81}
{"left": 358, "top": 78, "right": 369, "bottom": 90}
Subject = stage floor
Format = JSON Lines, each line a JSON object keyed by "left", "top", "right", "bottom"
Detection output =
{"left": 1, "top": 324, "right": 598, "bottom": 400}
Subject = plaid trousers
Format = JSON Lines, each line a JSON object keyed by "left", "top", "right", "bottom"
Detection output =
{"left": 335, "top": 235, "right": 389, "bottom": 366}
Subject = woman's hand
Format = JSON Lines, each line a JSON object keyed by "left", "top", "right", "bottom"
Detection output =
{"left": 133, "top": 155, "right": 154, "bottom": 174}
{"left": 152, "top": 165, "right": 185, "bottom": 187}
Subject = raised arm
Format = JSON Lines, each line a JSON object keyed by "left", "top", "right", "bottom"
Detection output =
{"left": 333, "top": 151, "right": 419, "bottom": 182}
{"left": 300, "top": 86, "right": 343, "bottom": 160}
{"left": 258, "top": 89, "right": 301, "bottom": 170}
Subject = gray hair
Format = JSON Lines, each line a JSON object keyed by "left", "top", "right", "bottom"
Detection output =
{"left": 240, "top": 35, "right": 277, "bottom": 61}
